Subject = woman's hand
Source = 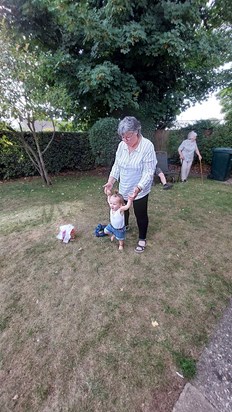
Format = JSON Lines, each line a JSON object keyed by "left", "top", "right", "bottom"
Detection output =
{"left": 103, "top": 177, "right": 116, "bottom": 194}
{"left": 103, "top": 182, "right": 113, "bottom": 195}
{"left": 128, "top": 186, "right": 141, "bottom": 201}
{"left": 198, "top": 154, "right": 202, "bottom": 161}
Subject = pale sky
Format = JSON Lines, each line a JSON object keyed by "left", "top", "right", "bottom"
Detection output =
{"left": 177, "top": 93, "right": 224, "bottom": 122}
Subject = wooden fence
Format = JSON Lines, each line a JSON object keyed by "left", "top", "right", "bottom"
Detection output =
{"left": 153, "top": 129, "right": 170, "bottom": 151}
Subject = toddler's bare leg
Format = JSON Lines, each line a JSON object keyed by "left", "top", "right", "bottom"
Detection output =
{"left": 118, "top": 240, "right": 124, "bottom": 251}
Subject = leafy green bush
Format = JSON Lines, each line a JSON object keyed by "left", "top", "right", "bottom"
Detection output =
{"left": 0, "top": 134, "right": 35, "bottom": 179}
{"left": 0, "top": 131, "right": 95, "bottom": 180}
{"left": 197, "top": 123, "right": 232, "bottom": 164}
{"left": 167, "top": 130, "right": 185, "bottom": 162}
{"left": 88, "top": 117, "right": 120, "bottom": 166}
{"left": 42, "top": 132, "right": 95, "bottom": 173}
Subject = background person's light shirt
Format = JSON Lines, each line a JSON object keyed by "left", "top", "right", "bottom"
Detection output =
{"left": 110, "top": 137, "right": 157, "bottom": 200}
{"left": 178, "top": 139, "right": 198, "bottom": 162}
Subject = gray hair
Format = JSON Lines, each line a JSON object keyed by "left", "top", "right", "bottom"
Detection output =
{"left": 187, "top": 131, "right": 197, "bottom": 140}
{"left": 118, "top": 116, "right": 142, "bottom": 137}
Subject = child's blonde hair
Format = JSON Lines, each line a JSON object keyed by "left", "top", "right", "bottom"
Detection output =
{"left": 110, "top": 190, "right": 125, "bottom": 206}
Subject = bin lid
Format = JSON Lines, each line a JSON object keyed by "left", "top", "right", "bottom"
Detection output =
{"left": 212, "top": 147, "right": 232, "bottom": 154}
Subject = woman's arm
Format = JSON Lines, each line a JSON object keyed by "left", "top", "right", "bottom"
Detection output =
{"left": 178, "top": 149, "right": 184, "bottom": 160}
{"left": 178, "top": 142, "right": 185, "bottom": 160}
{"left": 136, "top": 146, "right": 157, "bottom": 190}
{"left": 195, "top": 145, "right": 202, "bottom": 161}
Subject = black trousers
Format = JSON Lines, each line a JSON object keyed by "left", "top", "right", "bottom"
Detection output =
{"left": 124, "top": 194, "right": 149, "bottom": 240}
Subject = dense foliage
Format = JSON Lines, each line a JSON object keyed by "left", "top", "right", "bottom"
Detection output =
{"left": 198, "top": 124, "right": 232, "bottom": 164}
{"left": 1, "top": 0, "right": 231, "bottom": 128}
{"left": 89, "top": 117, "right": 119, "bottom": 166}
{"left": 0, "top": 131, "right": 95, "bottom": 180}
{"left": 219, "top": 84, "right": 232, "bottom": 124}
{"left": 0, "top": 133, "right": 35, "bottom": 179}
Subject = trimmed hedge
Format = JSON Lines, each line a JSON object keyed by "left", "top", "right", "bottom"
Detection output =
{"left": 0, "top": 131, "right": 95, "bottom": 180}
{"left": 0, "top": 133, "right": 35, "bottom": 179}
{"left": 42, "top": 132, "right": 95, "bottom": 173}
{"left": 1, "top": 121, "right": 231, "bottom": 179}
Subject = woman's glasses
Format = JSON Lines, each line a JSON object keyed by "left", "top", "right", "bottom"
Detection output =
{"left": 121, "top": 132, "right": 137, "bottom": 140}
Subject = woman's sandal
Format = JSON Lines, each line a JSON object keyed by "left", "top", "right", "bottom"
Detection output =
{"left": 135, "top": 240, "right": 146, "bottom": 253}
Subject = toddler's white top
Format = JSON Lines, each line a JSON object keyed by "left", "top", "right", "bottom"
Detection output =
{"left": 110, "top": 209, "right": 124, "bottom": 229}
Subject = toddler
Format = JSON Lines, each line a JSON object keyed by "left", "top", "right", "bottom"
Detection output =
{"left": 104, "top": 190, "right": 132, "bottom": 251}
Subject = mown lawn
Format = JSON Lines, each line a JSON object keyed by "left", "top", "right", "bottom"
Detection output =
{"left": 0, "top": 173, "right": 231, "bottom": 412}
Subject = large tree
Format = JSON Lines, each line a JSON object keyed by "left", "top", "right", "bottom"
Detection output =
{"left": 1, "top": 0, "right": 232, "bottom": 128}
{"left": 0, "top": 25, "right": 72, "bottom": 185}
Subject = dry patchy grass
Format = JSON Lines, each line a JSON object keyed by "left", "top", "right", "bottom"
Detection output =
{"left": 0, "top": 175, "right": 231, "bottom": 412}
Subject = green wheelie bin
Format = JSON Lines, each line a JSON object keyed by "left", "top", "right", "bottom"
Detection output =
{"left": 210, "top": 147, "right": 232, "bottom": 181}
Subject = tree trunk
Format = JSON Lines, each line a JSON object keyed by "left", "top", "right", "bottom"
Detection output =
{"left": 29, "top": 119, "right": 53, "bottom": 185}
{"left": 22, "top": 143, "right": 52, "bottom": 185}
{"left": 9, "top": 124, "right": 52, "bottom": 186}
{"left": 38, "top": 155, "right": 51, "bottom": 185}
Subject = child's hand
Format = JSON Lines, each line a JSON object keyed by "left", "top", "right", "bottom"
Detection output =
{"left": 106, "top": 190, "right": 112, "bottom": 196}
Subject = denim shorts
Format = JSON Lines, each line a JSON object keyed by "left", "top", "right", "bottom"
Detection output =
{"left": 104, "top": 223, "right": 126, "bottom": 240}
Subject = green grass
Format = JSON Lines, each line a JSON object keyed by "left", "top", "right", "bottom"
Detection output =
{"left": 173, "top": 352, "right": 197, "bottom": 379}
{"left": 0, "top": 174, "right": 232, "bottom": 412}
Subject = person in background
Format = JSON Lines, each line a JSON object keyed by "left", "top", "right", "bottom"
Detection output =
{"left": 104, "top": 190, "right": 132, "bottom": 251}
{"left": 103, "top": 116, "right": 157, "bottom": 253}
{"left": 155, "top": 166, "right": 173, "bottom": 190}
{"left": 178, "top": 131, "right": 202, "bottom": 182}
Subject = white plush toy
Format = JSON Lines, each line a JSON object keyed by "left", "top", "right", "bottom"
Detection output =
{"left": 56, "top": 224, "right": 76, "bottom": 243}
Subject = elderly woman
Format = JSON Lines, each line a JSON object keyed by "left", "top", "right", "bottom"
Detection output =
{"left": 178, "top": 131, "right": 202, "bottom": 182}
{"left": 104, "top": 116, "right": 157, "bottom": 253}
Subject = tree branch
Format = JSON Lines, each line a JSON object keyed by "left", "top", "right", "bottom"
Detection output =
{"left": 42, "top": 118, "right": 56, "bottom": 154}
